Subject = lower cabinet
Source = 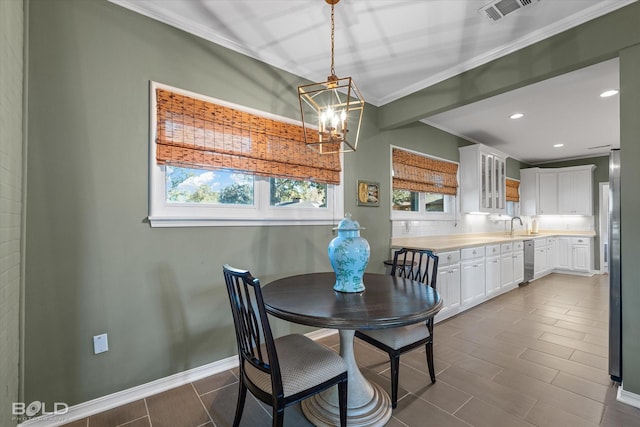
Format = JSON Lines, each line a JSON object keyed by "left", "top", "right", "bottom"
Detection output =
{"left": 513, "top": 247, "right": 525, "bottom": 285}
{"left": 555, "top": 237, "right": 592, "bottom": 273}
{"left": 500, "top": 241, "right": 523, "bottom": 290}
{"left": 426, "top": 235, "right": 591, "bottom": 325}
{"left": 485, "top": 244, "right": 501, "bottom": 297}
{"left": 461, "top": 246, "right": 485, "bottom": 308}
{"left": 435, "top": 250, "right": 461, "bottom": 322}
{"left": 534, "top": 244, "right": 547, "bottom": 278}
{"left": 572, "top": 238, "right": 591, "bottom": 272}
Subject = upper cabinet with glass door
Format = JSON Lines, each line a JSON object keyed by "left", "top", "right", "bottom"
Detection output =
{"left": 459, "top": 144, "right": 507, "bottom": 214}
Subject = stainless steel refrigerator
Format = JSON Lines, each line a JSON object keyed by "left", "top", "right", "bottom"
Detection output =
{"left": 609, "top": 149, "right": 622, "bottom": 383}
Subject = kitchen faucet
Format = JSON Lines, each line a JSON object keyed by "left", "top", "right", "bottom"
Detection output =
{"left": 510, "top": 216, "right": 523, "bottom": 236}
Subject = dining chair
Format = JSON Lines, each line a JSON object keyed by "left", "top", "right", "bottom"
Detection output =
{"left": 355, "top": 248, "right": 439, "bottom": 408}
{"left": 222, "top": 265, "right": 349, "bottom": 427}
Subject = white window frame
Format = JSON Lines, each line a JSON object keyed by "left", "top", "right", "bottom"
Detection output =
{"left": 148, "top": 82, "right": 344, "bottom": 227}
{"left": 390, "top": 145, "right": 458, "bottom": 222}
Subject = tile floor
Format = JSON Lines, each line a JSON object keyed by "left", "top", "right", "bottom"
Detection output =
{"left": 62, "top": 273, "right": 640, "bottom": 426}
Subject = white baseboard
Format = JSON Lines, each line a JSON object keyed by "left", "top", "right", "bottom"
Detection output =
{"left": 19, "top": 329, "right": 338, "bottom": 427}
{"left": 618, "top": 382, "right": 640, "bottom": 409}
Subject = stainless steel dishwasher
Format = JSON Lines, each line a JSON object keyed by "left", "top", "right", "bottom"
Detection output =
{"left": 521, "top": 240, "right": 534, "bottom": 285}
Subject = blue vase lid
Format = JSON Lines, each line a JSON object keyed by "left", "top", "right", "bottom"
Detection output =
{"left": 333, "top": 212, "right": 365, "bottom": 231}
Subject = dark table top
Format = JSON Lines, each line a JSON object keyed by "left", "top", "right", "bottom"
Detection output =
{"left": 262, "top": 272, "right": 442, "bottom": 330}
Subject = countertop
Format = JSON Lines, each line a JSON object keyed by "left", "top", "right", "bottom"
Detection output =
{"left": 391, "top": 230, "right": 596, "bottom": 253}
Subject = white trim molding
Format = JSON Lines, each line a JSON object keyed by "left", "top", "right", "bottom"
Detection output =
{"left": 18, "top": 329, "right": 338, "bottom": 427}
{"left": 618, "top": 382, "right": 640, "bottom": 409}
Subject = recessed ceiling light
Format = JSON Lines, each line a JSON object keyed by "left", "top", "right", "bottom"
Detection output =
{"left": 553, "top": 143, "right": 564, "bottom": 148}
{"left": 509, "top": 113, "right": 524, "bottom": 119}
{"left": 600, "top": 90, "right": 619, "bottom": 98}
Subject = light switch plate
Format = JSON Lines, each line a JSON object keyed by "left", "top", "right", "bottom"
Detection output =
{"left": 93, "top": 333, "right": 108, "bottom": 354}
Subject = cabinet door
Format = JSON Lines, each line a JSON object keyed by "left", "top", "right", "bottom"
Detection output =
{"left": 461, "top": 261, "right": 484, "bottom": 307}
{"left": 557, "top": 172, "right": 574, "bottom": 214}
{"left": 513, "top": 251, "right": 524, "bottom": 284}
{"left": 572, "top": 245, "right": 590, "bottom": 272}
{"left": 538, "top": 173, "right": 558, "bottom": 214}
{"left": 448, "top": 265, "right": 461, "bottom": 312}
{"left": 534, "top": 247, "right": 547, "bottom": 276}
{"left": 571, "top": 170, "right": 592, "bottom": 215}
{"left": 501, "top": 253, "right": 514, "bottom": 289}
{"left": 437, "top": 268, "right": 450, "bottom": 318}
{"left": 546, "top": 238, "right": 557, "bottom": 271}
{"left": 495, "top": 157, "right": 506, "bottom": 211}
{"left": 485, "top": 256, "right": 501, "bottom": 296}
{"left": 556, "top": 238, "right": 570, "bottom": 269}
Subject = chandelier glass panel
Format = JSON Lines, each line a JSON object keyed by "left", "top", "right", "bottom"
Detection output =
{"left": 298, "top": 0, "right": 365, "bottom": 154}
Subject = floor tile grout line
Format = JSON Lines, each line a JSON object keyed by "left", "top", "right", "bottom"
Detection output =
{"left": 143, "top": 397, "right": 152, "bottom": 427}
{"left": 191, "top": 382, "right": 217, "bottom": 427}
{"left": 114, "top": 415, "right": 150, "bottom": 427}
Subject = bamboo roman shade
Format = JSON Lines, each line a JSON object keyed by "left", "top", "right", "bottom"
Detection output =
{"left": 155, "top": 88, "right": 341, "bottom": 185}
{"left": 392, "top": 148, "right": 458, "bottom": 195}
{"left": 506, "top": 178, "right": 520, "bottom": 202}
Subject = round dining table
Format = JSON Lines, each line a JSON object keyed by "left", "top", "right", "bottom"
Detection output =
{"left": 262, "top": 272, "right": 442, "bottom": 427}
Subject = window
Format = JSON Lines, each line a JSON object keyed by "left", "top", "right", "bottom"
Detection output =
{"left": 149, "top": 82, "right": 343, "bottom": 227}
{"left": 505, "top": 178, "right": 520, "bottom": 217}
{"left": 391, "top": 146, "right": 458, "bottom": 220}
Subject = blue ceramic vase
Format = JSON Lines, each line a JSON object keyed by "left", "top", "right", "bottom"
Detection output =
{"left": 328, "top": 213, "right": 370, "bottom": 293}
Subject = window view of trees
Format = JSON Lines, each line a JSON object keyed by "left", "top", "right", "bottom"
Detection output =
{"left": 393, "top": 190, "right": 418, "bottom": 211}
{"left": 392, "top": 190, "right": 445, "bottom": 212}
{"left": 166, "top": 166, "right": 254, "bottom": 205}
{"left": 270, "top": 178, "right": 326, "bottom": 207}
{"left": 165, "top": 166, "right": 327, "bottom": 208}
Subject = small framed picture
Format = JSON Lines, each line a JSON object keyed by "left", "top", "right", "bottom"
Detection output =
{"left": 357, "top": 180, "right": 380, "bottom": 207}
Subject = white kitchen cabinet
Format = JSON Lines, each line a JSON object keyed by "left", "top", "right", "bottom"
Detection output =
{"left": 513, "top": 248, "right": 524, "bottom": 285}
{"left": 485, "top": 245, "right": 501, "bottom": 297}
{"left": 546, "top": 237, "right": 557, "bottom": 272}
{"left": 571, "top": 237, "right": 591, "bottom": 272}
{"left": 558, "top": 169, "right": 593, "bottom": 215}
{"left": 459, "top": 144, "right": 507, "bottom": 214}
{"left": 435, "top": 250, "right": 461, "bottom": 322}
{"left": 460, "top": 246, "right": 485, "bottom": 308}
{"left": 553, "top": 236, "right": 592, "bottom": 274}
{"left": 538, "top": 172, "right": 558, "bottom": 215}
{"left": 501, "top": 241, "right": 523, "bottom": 291}
{"left": 519, "top": 165, "right": 594, "bottom": 216}
{"left": 534, "top": 238, "right": 548, "bottom": 279}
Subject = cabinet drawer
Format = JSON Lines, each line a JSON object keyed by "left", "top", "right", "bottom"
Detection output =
{"left": 438, "top": 250, "right": 460, "bottom": 265}
{"left": 485, "top": 244, "right": 501, "bottom": 256}
{"left": 461, "top": 246, "right": 484, "bottom": 260}
{"left": 501, "top": 243, "right": 513, "bottom": 252}
{"left": 534, "top": 238, "right": 548, "bottom": 248}
{"left": 513, "top": 241, "right": 524, "bottom": 251}
{"left": 570, "top": 237, "right": 589, "bottom": 245}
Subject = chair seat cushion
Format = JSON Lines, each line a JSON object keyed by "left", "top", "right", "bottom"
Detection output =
{"left": 357, "top": 323, "right": 430, "bottom": 350}
{"left": 244, "top": 334, "right": 347, "bottom": 398}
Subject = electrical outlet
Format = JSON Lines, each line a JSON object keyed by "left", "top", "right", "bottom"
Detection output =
{"left": 93, "top": 333, "right": 109, "bottom": 354}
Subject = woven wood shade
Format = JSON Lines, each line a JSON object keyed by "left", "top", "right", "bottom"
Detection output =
{"left": 155, "top": 88, "right": 341, "bottom": 185}
{"left": 506, "top": 178, "right": 520, "bottom": 202}
{"left": 392, "top": 148, "right": 458, "bottom": 195}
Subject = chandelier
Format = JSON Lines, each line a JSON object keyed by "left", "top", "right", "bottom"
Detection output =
{"left": 298, "top": 0, "right": 365, "bottom": 154}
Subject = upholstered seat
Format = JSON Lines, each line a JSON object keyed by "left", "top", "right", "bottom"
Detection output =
{"left": 223, "top": 265, "right": 348, "bottom": 427}
{"left": 244, "top": 334, "right": 348, "bottom": 398}
{"left": 358, "top": 323, "right": 430, "bottom": 350}
{"left": 355, "top": 248, "right": 439, "bottom": 408}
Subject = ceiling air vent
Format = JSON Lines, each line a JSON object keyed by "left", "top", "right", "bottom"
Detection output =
{"left": 481, "top": 0, "right": 540, "bottom": 22}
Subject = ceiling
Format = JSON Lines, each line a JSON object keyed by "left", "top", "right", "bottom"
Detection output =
{"left": 109, "top": 0, "right": 633, "bottom": 164}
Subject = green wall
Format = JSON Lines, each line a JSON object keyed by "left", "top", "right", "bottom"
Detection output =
{"left": 620, "top": 42, "right": 640, "bottom": 396}
{"left": 23, "top": 0, "right": 467, "bottom": 405}
{"left": 23, "top": 0, "right": 640, "bottom": 408}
